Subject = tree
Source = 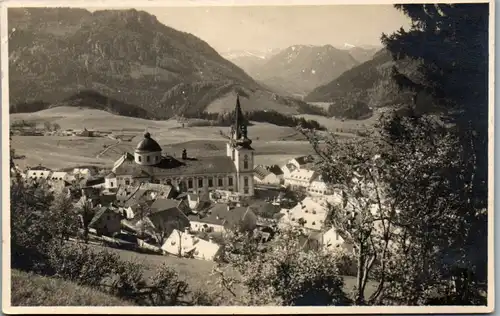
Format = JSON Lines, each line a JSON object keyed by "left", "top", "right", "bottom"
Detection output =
{"left": 301, "top": 129, "right": 399, "bottom": 305}
{"left": 48, "top": 192, "right": 80, "bottom": 244}
{"left": 52, "top": 122, "right": 61, "bottom": 131}
{"left": 77, "top": 197, "right": 95, "bottom": 243}
{"left": 43, "top": 121, "right": 52, "bottom": 132}
{"left": 213, "top": 228, "right": 351, "bottom": 306}
{"left": 11, "top": 178, "right": 55, "bottom": 271}
{"left": 381, "top": 3, "right": 488, "bottom": 303}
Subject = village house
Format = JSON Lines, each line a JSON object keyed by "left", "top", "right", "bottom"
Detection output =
{"left": 253, "top": 165, "right": 282, "bottom": 185}
{"left": 284, "top": 168, "right": 317, "bottom": 189}
{"left": 278, "top": 196, "right": 330, "bottom": 232}
{"left": 187, "top": 203, "right": 257, "bottom": 233}
{"left": 88, "top": 206, "right": 122, "bottom": 237}
{"left": 109, "top": 97, "right": 255, "bottom": 197}
{"left": 26, "top": 165, "right": 52, "bottom": 181}
{"left": 320, "top": 226, "right": 345, "bottom": 250}
{"left": 306, "top": 176, "right": 334, "bottom": 196}
{"left": 209, "top": 189, "right": 243, "bottom": 204}
{"left": 161, "top": 229, "right": 222, "bottom": 261}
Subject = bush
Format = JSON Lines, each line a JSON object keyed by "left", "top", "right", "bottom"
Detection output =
{"left": 46, "top": 243, "right": 121, "bottom": 287}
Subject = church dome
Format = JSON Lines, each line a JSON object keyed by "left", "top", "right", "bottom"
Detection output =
{"left": 135, "top": 132, "right": 162, "bottom": 152}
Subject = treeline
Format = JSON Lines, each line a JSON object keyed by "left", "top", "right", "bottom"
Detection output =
{"left": 185, "top": 110, "right": 326, "bottom": 131}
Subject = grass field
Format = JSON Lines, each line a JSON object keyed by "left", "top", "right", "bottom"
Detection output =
{"left": 10, "top": 269, "right": 134, "bottom": 306}
{"left": 10, "top": 107, "right": 317, "bottom": 170}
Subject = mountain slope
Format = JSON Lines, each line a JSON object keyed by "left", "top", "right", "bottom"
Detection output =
{"left": 247, "top": 45, "right": 360, "bottom": 97}
{"left": 222, "top": 48, "right": 282, "bottom": 78}
{"left": 9, "top": 8, "right": 317, "bottom": 118}
{"left": 347, "top": 46, "right": 380, "bottom": 63}
{"left": 305, "top": 49, "right": 419, "bottom": 119}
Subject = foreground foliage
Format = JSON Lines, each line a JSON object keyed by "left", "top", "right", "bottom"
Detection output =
{"left": 213, "top": 228, "right": 351, "bottom": 306}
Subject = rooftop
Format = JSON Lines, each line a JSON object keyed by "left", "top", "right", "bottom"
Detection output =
{"left": 136, "top": 132, "right": 162, "bottom": 153}
{"left": 187, "top": 203, "right": 257, "bottom": 228}
{"left": 113, "top": 154, "right": 237, "bottom": 177}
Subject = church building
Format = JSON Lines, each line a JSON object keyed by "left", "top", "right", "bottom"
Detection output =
{"left": 108, "top": 96, "right": 255, "bottom": 196}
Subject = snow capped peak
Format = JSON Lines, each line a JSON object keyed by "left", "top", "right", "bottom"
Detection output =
{"left": 344, "top": 43, "right": 356, "bottom": 49}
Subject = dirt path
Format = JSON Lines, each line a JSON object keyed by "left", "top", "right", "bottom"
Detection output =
{"left": 96, "top": 139, "right": 121, "bottom": 159}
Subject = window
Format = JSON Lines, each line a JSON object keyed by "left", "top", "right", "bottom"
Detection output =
{"left": 155, "top": 156, "right": 159, "bottom": 162}
{"left": 167, "top": 179, "right": 172, "bottom": 185}
{"left": 218, "top": 178, "right": 223, "bottom": 187}
{"left": 244, "top": 188, "right": 249, "bottom": 194}
{"left": 198, "top": 178, "right": 204, "bottom": 187}
{"left": 146, "top": 156, "right": 150, "bottom": 162}
{"left": 243, "top": 155, "right": 249, "bottom": 169}
{"left": 125, "top": 179, "right": 130, "bottom": 185}
{"left": 188, "top": 179, "right": 193, "bottom": 189}
{"left": 208, "top": 178, "right": 213, "bottom": 187}
{"left": 110, "top": 182, "right": 114, "bottom": 187}
{"left": 138, "top": 156, "right": 142, "bottom": 162}
{"left": 244, "top": 177, "right": 249, "bottom": 187}
{"left": 228, "top": 177, "right": 233, "bottom": 186}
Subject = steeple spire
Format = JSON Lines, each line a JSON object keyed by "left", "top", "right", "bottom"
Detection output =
{"left": 234, "top": 94, "right": 246, "bottom": 140}
{"left": 230, "top": 94, "right": 253, "bottom": 149}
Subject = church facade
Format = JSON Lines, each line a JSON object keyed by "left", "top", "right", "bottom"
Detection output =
{"left": 107, "top": 96, "right": 255, "bottom": 197}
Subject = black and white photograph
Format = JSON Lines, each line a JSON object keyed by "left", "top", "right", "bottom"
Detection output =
{"left": 2, "top": 0, "right": 494, "bottom": 313}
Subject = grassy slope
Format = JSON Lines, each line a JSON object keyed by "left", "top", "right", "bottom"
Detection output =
{"left": 10, "top": 269, "right": 134, "bottom": 306}
{"left": 89, "top": 244, "right": 377, "bottom": 304}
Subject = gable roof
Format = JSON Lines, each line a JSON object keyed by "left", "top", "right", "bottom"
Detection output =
{"left": 187, "top": 203, "right": 257, "bottom": 229}
{"left": 161, "top": 229, "right": 221, "bottom": 260}
{"left": 268, "top": 165, "right": 284, "bottom": 176}
{"left": 253, "top": 165, "right": 271, "bottom": 180}
{"left": 89, "top": 206, "right": 119, "bottom": 228}
{"left": 287, "top": 169, "right": 316, "bottom": 182}
{"left": 279, "top": 197, "right": 330, "bottom": 231}
{"left": 150, "top": 198, "right": 182, "bottom": 214}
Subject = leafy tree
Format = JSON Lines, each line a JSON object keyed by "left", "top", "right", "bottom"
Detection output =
{"left": 77, "top": 197, "right": 95, "bottom": 243}
{"left": 213, "top": 228, "right": 351, "bottom": 306}
{"left": 43, "top": 121, "right": 52, "bottom": 131}
{"left": 11, "top": 178, "right": 55, "bottom": 272}
{"left": 48, "top": 192, "right": 80, "bottom": 244}
{"left": 381, "top": 3, "right": 488, "bottom": 303}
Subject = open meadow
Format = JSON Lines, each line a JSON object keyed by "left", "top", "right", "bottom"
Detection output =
{"left": 10, "top": 107, "right": 326, "bottom": 170}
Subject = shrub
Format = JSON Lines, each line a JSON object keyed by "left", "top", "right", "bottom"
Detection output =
{"left": 46, "top": 243, "right": 120, "bottom": 287}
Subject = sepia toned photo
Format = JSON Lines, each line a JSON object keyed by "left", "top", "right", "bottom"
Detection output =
{"left": 2, "top": 0, "right": 494, "bottom": 313}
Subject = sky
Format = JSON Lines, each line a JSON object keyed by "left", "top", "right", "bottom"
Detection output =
{"left": 87, "top": 5, "right": 412, "bottom": 53}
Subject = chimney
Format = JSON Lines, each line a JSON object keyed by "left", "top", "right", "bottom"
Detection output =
{"left": 182, "top": 149, "right": 187, "bottom": 160}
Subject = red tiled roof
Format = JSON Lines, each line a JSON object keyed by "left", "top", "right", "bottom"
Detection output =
{"left": 114, "top": 155, "right": 237, "bottom": 177}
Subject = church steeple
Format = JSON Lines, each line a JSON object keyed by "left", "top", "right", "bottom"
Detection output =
{"left": 233, "top": 95, "right": 247, "bottom": 140}
{"left": 229, "top": 95, "right": 253, "bottom": 150}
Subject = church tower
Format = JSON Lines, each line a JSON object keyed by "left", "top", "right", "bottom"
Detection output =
{"left": 226, "top": 95, "right": 255, "bottom": 196}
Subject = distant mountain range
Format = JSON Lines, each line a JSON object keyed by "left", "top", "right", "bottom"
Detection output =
{"left": 225, "top": 45, "right": 379, "bottom": 97}
{"left": 8, "top": 8, "right": 320, "bottom": 119}
{"left": 305, "top": 49, "right": 422, "bottom": 119}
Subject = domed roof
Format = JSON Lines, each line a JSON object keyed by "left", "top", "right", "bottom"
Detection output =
{"left": 135, "top": 132, "right": 162, "bottom": 152}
